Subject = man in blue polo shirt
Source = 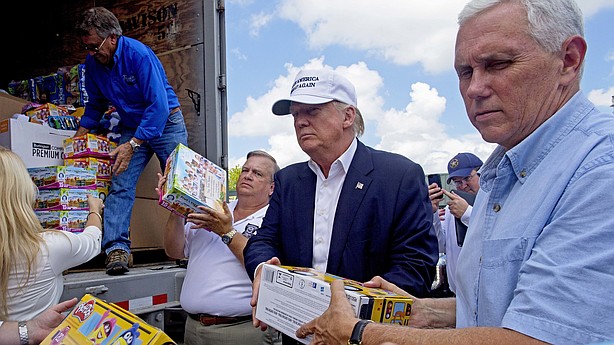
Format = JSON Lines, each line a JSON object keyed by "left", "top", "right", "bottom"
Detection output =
{"left": 74, "top": 7, "right": 188, "bottom": 275}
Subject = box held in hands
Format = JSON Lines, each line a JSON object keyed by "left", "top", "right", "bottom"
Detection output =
{"left": 158, "top": 143, "right": 226, "bottom": 217}
{"left": 256, "top": 264, "right": 414, "bottom": 344}
{"left": 40, "top": 293, "right": 176, "bottom": 345}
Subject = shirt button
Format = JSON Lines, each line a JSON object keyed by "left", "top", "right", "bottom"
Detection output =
{"left": 493, "top": 203, "right": 501, "bottom": 212}
{"left": 520, "top": 170, "right": 527, "bottom": 178}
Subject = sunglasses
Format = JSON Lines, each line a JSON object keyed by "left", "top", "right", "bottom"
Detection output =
{"left": 83, "top": 36, "right": 108, "bottom": 53}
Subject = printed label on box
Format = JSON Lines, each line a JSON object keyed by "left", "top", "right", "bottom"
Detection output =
{"left": 159, "top": 143, "right": 227, "bottom": 217}
{"left": 256, "top": 265, "right": 413, "bottom": 344}
{"left": 40, "top": 294, "right": 175, "bottom": 345}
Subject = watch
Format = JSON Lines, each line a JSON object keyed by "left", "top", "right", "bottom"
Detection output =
{"left": 129, "top": 139, "right": 141, "bottom": 152}
{"left": 18, "top": 321, "right": 29, "bottom": 345}
{"left": 348, "top": 319, "right": 372, "bottom": 345}
{"left": 221, "top": 229, "right": 238, "bottom": 245}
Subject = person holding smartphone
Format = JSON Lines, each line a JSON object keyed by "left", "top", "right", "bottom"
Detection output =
{"left": 428, "top": 152, "right": 482, "bottom": 293}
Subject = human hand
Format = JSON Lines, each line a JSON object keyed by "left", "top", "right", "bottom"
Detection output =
{"left": 30, "top": 298, "right": 78, "bottom": 343}
{"left": 428, "top": 183, "right": 444, "bottom": 213}
{"left": 86, "top": 195, "right": 104, "bottom": 214}
{"left": 296, "top": 280, "right": 359, "bottom": 344}
{"left": 110, "top": 142, "right": 134, "bottom": 175}
{"left": 188, "top": 202, "right": 233, "bottom": 236}
{"left": 155, "top": 173, "right": 167, "bottom": 197}
{"left": 251, "top": 257, "right": 281, "bottom": 330}
{"left": 442, "top": 189, "right": 469, "bottom": 218}
{"left": 364, "top": 276, "right": 437, "bottom": 328}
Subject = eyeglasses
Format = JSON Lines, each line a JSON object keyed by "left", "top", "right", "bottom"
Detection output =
{"left": 452, "top": 172, "right": 477, "bottom": 188}
{"left": 83, "top": 36, "right": 108, "bottom": 53}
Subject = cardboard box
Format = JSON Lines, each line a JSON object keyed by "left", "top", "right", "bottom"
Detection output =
{"left": 35, "top": 210, "right": 89, "bottom": 232}
{"left": 35, "top": 188, "right": 96, "bottom": 210}
{"left": 40, "top": 294, "right": 176, "bottom": 345}
{"left": 0, "top": 92, "right": 29, "bottom": 120}
{"left": 65, "top": 157, "right": 113, "bottom": 181}
{"left": 159, "top": 143, "right": 226, "bottom": 217}
{"left": 136, "top": 156, "right": 162, "bottom": 200}
{"left": 0, "top": 118, "right": 75, "bottom": 167}
{"left": 63, "top": 133, "right": 115, "bottom": 159}
{"left": 28, "top": 165, "right": 97, "bottom": 190}
{"left": 130, "top": 197, "right": 169, "bottom": 249}
{"left": 256, "top": 264, "right": 414, "bottom": 344}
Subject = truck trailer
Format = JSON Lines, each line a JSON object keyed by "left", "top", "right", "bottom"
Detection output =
{"left": 0, "top": 0, "right": 228, "bottom": 339}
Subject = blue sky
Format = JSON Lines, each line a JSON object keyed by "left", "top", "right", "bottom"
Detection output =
{"left": 224, "top": 0, "right": 614, "bottom": 174}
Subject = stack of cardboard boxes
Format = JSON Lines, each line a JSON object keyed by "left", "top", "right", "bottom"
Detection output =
{"left": 29, "top": 165, "right": 97, "bottom": 232}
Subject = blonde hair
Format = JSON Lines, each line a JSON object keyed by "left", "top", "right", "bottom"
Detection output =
{"left": 0, "top": 147, "right": 44, "bottom": 319}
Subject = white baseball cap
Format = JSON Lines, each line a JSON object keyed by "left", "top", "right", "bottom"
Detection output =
{"left": 272, "top": 68, "right": 357, "bottom": 115}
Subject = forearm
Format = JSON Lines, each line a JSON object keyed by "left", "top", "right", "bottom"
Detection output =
{"left": 0, "top": 321, "right": 21, "bottom": 345}
{"left": 410, "top": 297, "right": 456, "bottom": 328}
{"left": 363, "top": 324, "right": 546, "bottom": 345}
{"left": 227, "top": 234, "right": 247, "bottom": 265}
{"left": 164, "top": 213, "right": 186, "bottom": 259}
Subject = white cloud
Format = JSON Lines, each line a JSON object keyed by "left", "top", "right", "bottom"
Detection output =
{"left": 577, "top": 1, "right": 614, "bottom": 17}
{"left": 249, "top": 12, "right": 274, "bottom": 37}
{"left": 276, "top": 0, "right": 464, "bottom": 73}
{"left": 374, "top": 82, "right": 495, "bottom": 173}
{"left": 587, "top": 87, "right": 614, "bottom": 108}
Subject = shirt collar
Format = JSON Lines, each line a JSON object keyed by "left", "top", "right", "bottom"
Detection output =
{"left": 480, "top": 91, "right": 590, "bottom": 187}
{"left": 308, "top": 137, "right": 358, "bottom": 177}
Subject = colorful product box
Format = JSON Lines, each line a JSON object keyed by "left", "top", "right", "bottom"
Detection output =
{"left": 63, "top": 133, "right": 116, "bottom": 159}
{"left": 158, "top": 143, "right": 226, "bottom": 217}
{"left": 256, "top": 264, "right": 414, "bottom": 344}
{"left": 35, "top": 210, "right": 90, "bottom": 232}
{"left": 40, "top": 294, "right": 175, "bottom": 345}
{"left": 26, "top": 103, "right": 70, "bottom": 125}
{"left": 33, "top": 73, "right": 67, "bottom": 105}
{"left": 35, "top": 188, "right": 96, "bottom": 210}
{"left": 28, "top": 165, "right": 96, "bottom": 190}
{"left": 95, "top": 180, "right": 112, "bottom": 201}
{"left": 65, "top": 157, "right": 113, "bottom": 180}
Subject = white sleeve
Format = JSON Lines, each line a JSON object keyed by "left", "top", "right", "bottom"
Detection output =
{"left": 460, "top": 205, "right": 472, "bottom": 226}
{"left": 46, "top": 226, "right": 102, "bottom": 272}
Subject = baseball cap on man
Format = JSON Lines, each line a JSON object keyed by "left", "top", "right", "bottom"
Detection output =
{"left": 272, "top": 68, "right": 357, "bottom": 115}
{"left": 446, "top": 152, "right": 483, "bottom": 183}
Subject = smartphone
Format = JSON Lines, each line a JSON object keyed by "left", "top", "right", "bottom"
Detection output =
{"left": 427, "top": 174, "right": 442, "bottom": 187}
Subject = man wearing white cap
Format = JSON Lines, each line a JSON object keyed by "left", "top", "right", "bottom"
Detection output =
{"left": 244, "top": 68, "right": 439, "bottom": 342}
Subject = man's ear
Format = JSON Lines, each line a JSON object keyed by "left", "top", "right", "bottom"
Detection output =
{"left": 343, "top": 105, "right": 356, "bottom": 130}
{"left": 560, "top": 35, "right": 587, "bottom": 85}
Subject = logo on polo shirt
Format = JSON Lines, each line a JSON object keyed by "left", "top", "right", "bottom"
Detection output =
{"left": 243, "top": 223, "right": 259, "bottom": 238}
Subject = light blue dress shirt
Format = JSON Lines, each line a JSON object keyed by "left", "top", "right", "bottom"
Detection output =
{"left": 456, "top": 92, "right": 614, "bottom": 344}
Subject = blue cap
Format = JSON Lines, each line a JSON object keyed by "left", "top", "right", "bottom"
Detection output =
{"left": 446, "top": 153, "right": 483, "bottom": 183}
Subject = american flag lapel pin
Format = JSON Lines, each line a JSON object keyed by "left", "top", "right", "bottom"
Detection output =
{"left": 355, "top": 182, "right": 364, "bottom": 190}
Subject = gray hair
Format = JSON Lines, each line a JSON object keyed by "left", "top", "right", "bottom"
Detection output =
{"left": 246, "top": 150, "right": 280, "bottom": 182}
{"left": 76, "top": 7, "right": 123, "bottom": 38}
{"left": 333, "top": 101, "right": 365, "bottom": 138}
{"left": 459, "top": 0, "right": 583, "bottom": 54}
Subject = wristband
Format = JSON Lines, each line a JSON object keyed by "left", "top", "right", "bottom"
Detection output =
{"left": 18, "top": 321, "right": 28, "bottom": 345}
{"left": 88, "top": 211, "right": 103, "bottom": 223}
{"left": 348, "top": 319, "right": 372, "bottom": 345}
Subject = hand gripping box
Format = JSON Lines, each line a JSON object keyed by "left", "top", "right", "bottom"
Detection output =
{"left": 40, "top": 294, "right": 175, "bottom": 345}
{"left": 256, "top": 264, "right": 414, "bottom": 344}
{"left": 158, "top": 143, "right": 226, "bottom": 217}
